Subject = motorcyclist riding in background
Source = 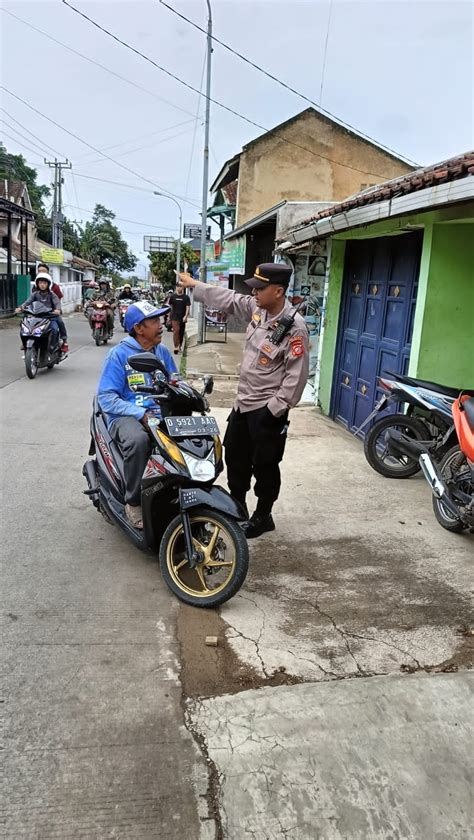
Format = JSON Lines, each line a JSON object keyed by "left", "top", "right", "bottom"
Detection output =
{"left": 16, "top": 273, "right": 62, "bottom": 351}
{"left": 118, "top": 283, "right": 137, "bottom": 302}
{"left": 87, "top": 279, "right": 116, "bottom": 337}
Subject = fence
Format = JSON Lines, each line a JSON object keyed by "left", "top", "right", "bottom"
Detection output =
{"left": 0, "top": 274, "right": 17, "bottom": 316}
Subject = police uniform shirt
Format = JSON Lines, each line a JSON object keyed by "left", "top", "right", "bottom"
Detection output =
{"left": 193, "top": 284, "right": 309, "bottom": 416}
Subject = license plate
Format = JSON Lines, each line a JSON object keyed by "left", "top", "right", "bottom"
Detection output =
{"left": 165, "top": 415, "right": 220, "bottom": 437}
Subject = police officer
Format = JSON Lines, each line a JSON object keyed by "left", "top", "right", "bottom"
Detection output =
{"left": 178, "top": 263, "right": 309, "bottom": 538}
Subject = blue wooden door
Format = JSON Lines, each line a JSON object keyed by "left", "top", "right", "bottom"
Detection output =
{"left": 333, "top": 232, "right": 422, "bottom": 431}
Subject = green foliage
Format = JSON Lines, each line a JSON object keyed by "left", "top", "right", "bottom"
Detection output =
{"left": 149, "top": 242, "right": 198, "bottom": 288}
{"left": 0, "top": 142, "right": 50, "bottom": 215}
{"left": 0, "top": 144, "right": 137, "bottom": 271}
{"left": 76, "top": 203, "right": 137, "bottom": 274}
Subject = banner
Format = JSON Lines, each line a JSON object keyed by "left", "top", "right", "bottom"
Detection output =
{"left": 220, "top": 236, "right": 246, "bottom": 275}
{"left": 40, "top": 246, "right": 64, "bottom": 264}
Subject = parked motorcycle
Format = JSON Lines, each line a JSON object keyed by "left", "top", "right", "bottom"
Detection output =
{"left": 88, "top": 300, "right": 113, "bottom": 346}
{"left": 360, "top": 371, "right": 474, "bottom": 479}
{"left": 82, "top": 353, "right": 249, "bottom": 607}
{"left": 419, "top": 394, "right": 474, "bottom": 533}
{"left": 19, "top": 303, "right": 64, "bottom": 379}
{"left": 118, "top": 298, "right": 134, "bottom": 330}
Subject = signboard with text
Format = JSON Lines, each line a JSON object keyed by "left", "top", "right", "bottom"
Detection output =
{"left": 40, "top": 246, "right": 64, "bottom": 265}
{"left": 143, "top": 235, "right": 175, "bottom": 253}
{"left": 183, "top": 223, "right": 211, "bottom": 240}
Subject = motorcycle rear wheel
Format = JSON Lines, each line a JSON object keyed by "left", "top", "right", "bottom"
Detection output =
{"left": 25, "top": 347, "right": 38, "bottom": 379}
{"left": 432, "top": 446, "right": 470, "bottom": 533}
{"left": 364, "top": 413, "right": 428, "bottom": 478}
{"left": 159, "top": 507, "right": 249, "bottom": 607}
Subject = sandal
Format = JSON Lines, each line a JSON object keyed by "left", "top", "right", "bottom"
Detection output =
{"left": 125, "top": 504, "right": 143, "bottom": 529}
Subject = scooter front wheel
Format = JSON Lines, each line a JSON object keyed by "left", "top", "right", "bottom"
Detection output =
{"left": 25, "top": 347, "right": 38, "bottom": 379}
{"left": 159, "top": 507, "right": 249, "bottom": 607}
{"left": 94, "top": 328, "right": 102, "bottom": 346}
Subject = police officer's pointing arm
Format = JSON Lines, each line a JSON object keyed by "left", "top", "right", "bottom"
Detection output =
{"left": 267, "top": 329, "right": 309, "bottom": 417}
{"left": 178, "top": 273, "right": 254, "bottom": 321}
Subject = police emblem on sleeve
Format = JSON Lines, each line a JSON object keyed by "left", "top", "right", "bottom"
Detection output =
{"left": 289, "top": 336, "right": 304, "bottom": 358}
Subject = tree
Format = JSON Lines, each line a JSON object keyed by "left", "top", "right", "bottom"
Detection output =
{"left": 76, "top": 203, "right": 137, "bottom": 274}
{"left": 0, "top": 143, "right": 50, "bottom": 214}
{"left": 149, "top": 242, "right": 198, "bottom": 289}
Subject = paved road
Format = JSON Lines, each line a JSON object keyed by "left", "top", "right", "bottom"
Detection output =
{"left": 1, "top": 316, "right": 211, "bottom": 839}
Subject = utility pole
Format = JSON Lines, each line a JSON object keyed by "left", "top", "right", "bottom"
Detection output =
{"left": 44, "top": 158, "right": 72, "bottom": 249}
{"left": 153, "top": 191, "right": 183, "bottom": 281}
{"left": 198, "top": 0, "right": 212, "bottom": 344}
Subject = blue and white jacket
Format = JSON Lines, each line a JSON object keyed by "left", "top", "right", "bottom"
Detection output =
{"left": 97, "top": 337, "right": 177, "bottom": 429}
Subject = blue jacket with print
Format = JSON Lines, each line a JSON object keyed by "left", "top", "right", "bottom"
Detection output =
{"left": 97, "top": 337, "right": 177, "bottom": 429}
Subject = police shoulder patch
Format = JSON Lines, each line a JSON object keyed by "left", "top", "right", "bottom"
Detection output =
{"left": 289, "top": 335, "right": 304, "bottom": 358}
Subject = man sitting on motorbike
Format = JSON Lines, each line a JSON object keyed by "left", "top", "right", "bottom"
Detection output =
{"left": 118, "top": 283, "right": 136, "bottom": 302}
{"left": 88, "top": 279, "right": 116, "bottom": 336}
{"left": 16, "top": 273, "right": 61, "bottom": 349}
{"left": 97, "top": 301, "right": 177, "bottom": 529}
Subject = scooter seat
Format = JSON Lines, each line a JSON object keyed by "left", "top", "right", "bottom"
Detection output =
{"left": 386, "top": 371, "right": 474, "bottom": 399}
{"left": 463, "top": 397, "right": 474, "bottom": 432}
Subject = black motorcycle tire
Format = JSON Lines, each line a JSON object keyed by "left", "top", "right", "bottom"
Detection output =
{"left": 364, "top": 413, "right": 428, "bottom": 478}
{"left": 159, "top": 507, "right": 249, "bottom": 607}
{"left": 432, "top": 446, "right": 469, "bottom": 533}
{"left": 94, "top": 328, "right": 102, "bottom": 347}
{"left": 25, "top": 347, "right": 38, "bottom": 379}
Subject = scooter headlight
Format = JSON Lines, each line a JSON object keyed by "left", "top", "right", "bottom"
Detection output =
{"left": 182, "top": 453, "right": 215, "bottom": 482}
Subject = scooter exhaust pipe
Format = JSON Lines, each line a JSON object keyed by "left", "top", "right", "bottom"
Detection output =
{"left": 419, "top": 453, "right": 461, "bottom": 518}
{"left": 386, "top": 428, "right": 428, "bottom": 459}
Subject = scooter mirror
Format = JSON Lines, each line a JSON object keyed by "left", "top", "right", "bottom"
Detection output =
{"left": 203, "top": 375, "right": 214, "bottom": 395}
{"left": 128, "top": 353, "right": 168, "bottom": 378}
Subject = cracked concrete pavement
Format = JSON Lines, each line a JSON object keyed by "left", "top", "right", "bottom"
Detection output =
{"left": 182, "top": 403, "right": 473, "bottom": 838}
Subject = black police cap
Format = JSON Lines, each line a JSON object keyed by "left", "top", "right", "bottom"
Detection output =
{"left": 245, "top": 263, "right": 292, "bottom": 290}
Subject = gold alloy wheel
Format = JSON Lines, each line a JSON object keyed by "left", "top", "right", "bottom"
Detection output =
{"left": 165, "top": 515, "right": 237, "bottom": 599}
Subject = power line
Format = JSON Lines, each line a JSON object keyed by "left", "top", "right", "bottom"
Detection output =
{"left": 70, "top": 170, "right": 200, "bottom": 206}
{"left": 159, "top": 0, "right": 419, "bottom": 167}
{"left": 60, "top": 0, "right": 409, "bottom": 180}
{"left": 1, "top": 120, "right": 53, "bottom": 159}
{"left": 184, "top": 48, "right": 207, "bottom": 209}
{"left": 0, "top": 86, "right": 202, "bottom": 208}
{"left": 82, "top": 123, "right": 200, "bottom": 167}
{"left": 319, "top": 0, "right": 333, "bottom": 107}
{"left": 1, "top": 107, "right": 67, "bottom": 158}
{"left": 64, "top": 204, "right": 178, "bottom": 231}
{"left": 76, "top": 117, "right": 198, "bottom": 162}
{"left": 1, "top": 7, "right": 200, "bottom": 122}
{"left": 0, "top": 129, "right": 46, "bottom": 162}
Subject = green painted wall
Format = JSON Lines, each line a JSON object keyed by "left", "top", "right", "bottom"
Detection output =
{"left": 317, "top": 239, "right": 345, "bottom": 414}
{"left": 409, "top": 223, "right": 474, "bottom": 387}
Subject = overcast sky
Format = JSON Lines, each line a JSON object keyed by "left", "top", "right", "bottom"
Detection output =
{"left": 1, "top": 0, "right": 472, "bottom": 271}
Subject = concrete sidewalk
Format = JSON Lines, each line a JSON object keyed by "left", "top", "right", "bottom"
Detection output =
{"left": 185, "top": 316, "right": 243, "bottom": 379}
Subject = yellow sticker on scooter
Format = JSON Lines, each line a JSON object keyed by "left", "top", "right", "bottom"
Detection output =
{"left": 127, "top": 373, "right": 146, "bottom": 385}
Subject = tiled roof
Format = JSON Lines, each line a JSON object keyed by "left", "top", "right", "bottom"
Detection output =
{"left": 0, "top": 179, "right": 27, "bottom": 204}
{"left": 291, "top": 151, "right": 474, "bottom": 230}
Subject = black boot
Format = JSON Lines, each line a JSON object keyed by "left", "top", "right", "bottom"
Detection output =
{"left": 242, "top": 512, "right": 275, "bottom": 539}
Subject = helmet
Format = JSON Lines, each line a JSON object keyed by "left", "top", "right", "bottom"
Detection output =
{"left": 35, "top": 272, "right": 52, "bottom": 288}
{"left": 123, "top": 282, "right": 131, "bottom": 289}
{"left": 124, "top": 300, "right": 169, "bottom": 333}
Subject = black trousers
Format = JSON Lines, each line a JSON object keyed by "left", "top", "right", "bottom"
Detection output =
{"left": 110, "top": 416, "right": 152, "bottom": 505}
{"left": 223, "top": 406, "right": 289, "bottom": 515}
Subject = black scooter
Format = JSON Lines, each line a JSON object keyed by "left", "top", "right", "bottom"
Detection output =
{"left": 19, "top": 304, "right": 64, "bottom": 379}
{"left": 83, "top": 353, "right": 249, "bottom": 607}
{"left": 359, "top": 371, "right": 474, "bottom": 479}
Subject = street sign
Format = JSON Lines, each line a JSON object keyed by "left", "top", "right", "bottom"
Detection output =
{"left": 40, "top": 246, "right": 64, "bottom": 264}
{"left": 143, "top": 235, "right": 175, "bottom": 253}
{"left": 183, "top": 223, "right": 211, "bottom": 240}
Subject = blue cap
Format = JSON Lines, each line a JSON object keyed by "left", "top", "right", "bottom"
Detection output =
{"left": 124, "top": 300, "right": 169, "bottom": 333}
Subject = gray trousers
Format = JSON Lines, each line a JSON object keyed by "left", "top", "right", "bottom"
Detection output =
{"left": 110, "top": 416, "right": 152, "bottom": 505}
